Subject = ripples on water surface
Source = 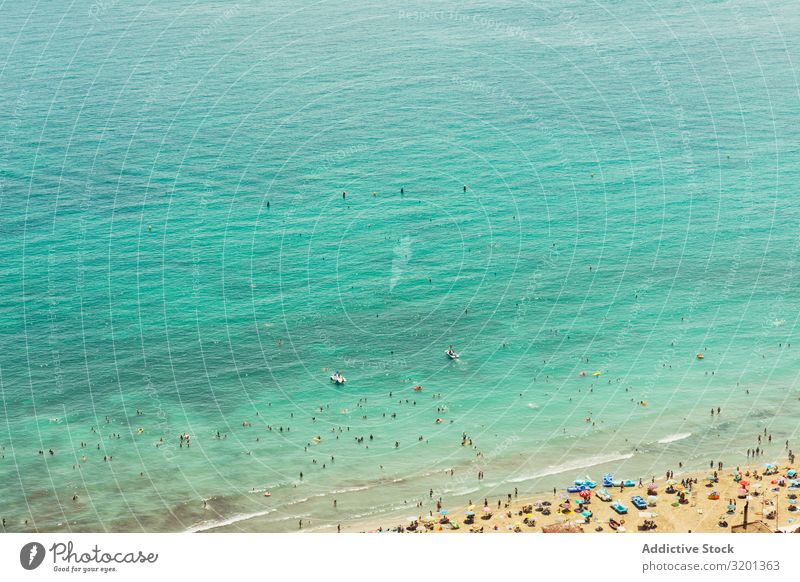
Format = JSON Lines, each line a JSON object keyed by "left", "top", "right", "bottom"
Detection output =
{"left": 1, "top": 0, "right": 799, "bottom": 531}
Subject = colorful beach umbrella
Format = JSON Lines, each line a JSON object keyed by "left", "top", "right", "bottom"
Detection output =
{"left": 439, "top": 509, "right": 448, "bottom": 515}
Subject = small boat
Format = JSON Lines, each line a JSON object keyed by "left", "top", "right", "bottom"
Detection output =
{"left": 611, "top": 501, "right": 628, "bottom": 515}
{"left": 612, "top": 479, "right": 636, "bottom": 488}
{"left": 566, "top": 485, "right": 589, "bottom": 493}
{"left": 330, "top": 372, "right": 347, "bottom": 384}
{"left": 609, "top": 519, "right": 621, "bottom": 530}
{"left": 445, "top": 346, "right": 459, "bottom": 359}
{"left": 413, "top": 385, "right": 423, "bottom": 392}
{"left": 696, "top": 353, "right": 704, "bottom": 360}
{"left": 631, "top": 496, "right": 647, "bottom": 510}
{"left": 595, "top": 489, "right": 613, "bottom": 502}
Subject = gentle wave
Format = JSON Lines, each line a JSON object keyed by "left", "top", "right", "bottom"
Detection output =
{"left": 506, "top": 452, "right": 635, "bottom": 484}
{"left": 186, "top": 508, "right": 277, "bottom": 533}
{"left": 657, "top": 432, "right": 692, "bottom": 444}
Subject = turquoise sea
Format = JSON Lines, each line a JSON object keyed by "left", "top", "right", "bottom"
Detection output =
{"left": 2, "top": 0, "right": 800, "bottom": 532}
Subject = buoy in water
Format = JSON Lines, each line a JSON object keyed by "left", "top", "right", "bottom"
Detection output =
{"left": 696, "top": 353, "right": 704, "bottom": 360}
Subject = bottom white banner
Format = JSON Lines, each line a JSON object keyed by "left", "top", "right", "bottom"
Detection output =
{"left": 0, "top": 533, "right": 796, "bottom": 581}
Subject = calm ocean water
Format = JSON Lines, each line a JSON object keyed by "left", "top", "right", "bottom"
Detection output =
{"left": 1, "top": 0, "right": 800, "bottom": 532}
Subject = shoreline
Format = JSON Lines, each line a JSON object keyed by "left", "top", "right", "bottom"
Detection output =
{"left": 189, "top": 429, "right": 796, "bottom": 533}
{"left": 342, "top": 457, "right": 799, "bottom": 534}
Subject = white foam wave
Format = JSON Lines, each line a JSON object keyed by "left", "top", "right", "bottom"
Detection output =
{"left": 657, "top": 432, "right": 692, "bottom": 444}
{"left": 186, "top": 508, "right": 277, "bottom": 533}
{"left": 507, "top": 452, "right": 634, "bottom": 484}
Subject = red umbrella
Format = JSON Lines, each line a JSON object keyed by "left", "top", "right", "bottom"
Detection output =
{"left": 579, "top": 489, "right": 591, "bottom": 498}
{"left": 739, "top": 480, "right": 750, "bottom": 488}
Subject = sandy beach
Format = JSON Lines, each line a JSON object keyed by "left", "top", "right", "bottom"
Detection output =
{"left": 348, "top": 458, "right": 800, "bottom": 534}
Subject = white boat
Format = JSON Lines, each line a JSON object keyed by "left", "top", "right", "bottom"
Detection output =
{"left": 330, "top": 372, "right": 347, "bottom": 384}
{"left": 444, "top": 347, "right": 459, "bottom": 360}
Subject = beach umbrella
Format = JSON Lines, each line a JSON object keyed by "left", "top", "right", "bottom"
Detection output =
{"left": 739, "top": 480, "right": 750, "bottom": 488}
{"left": 467, "top": 504, "right": 476, "bottom": 511}
{"left": 465, "top": 511, "right": 475, "bottom": 517}
{"left": 581, "top": 510, "right": 592, "bottom": 517}
{"left": 439, "top": 509, "right": 448, "bottom": 515}
{"left": 666, "top": 479, "right": 678, "bottom": 485}
{"left": 579, "top": 489, "right": 591, "bottom": 498}
{"left": 483, "top": 506, "right": 491, "bottom": 513}
{"left": 737, "top": 488, "right": 748, "bottom": 496}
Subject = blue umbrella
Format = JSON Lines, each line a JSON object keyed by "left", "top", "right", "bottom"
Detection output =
{"left": 465, "top": 511, "right": 475, "bottom": 517}
{"left": 439, "top": 509, "right": 448, "bottom": 515}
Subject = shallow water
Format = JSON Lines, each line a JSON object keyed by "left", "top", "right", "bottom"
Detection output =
{"left": 1, "top": 0, "right": 800, "bottom": 532}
